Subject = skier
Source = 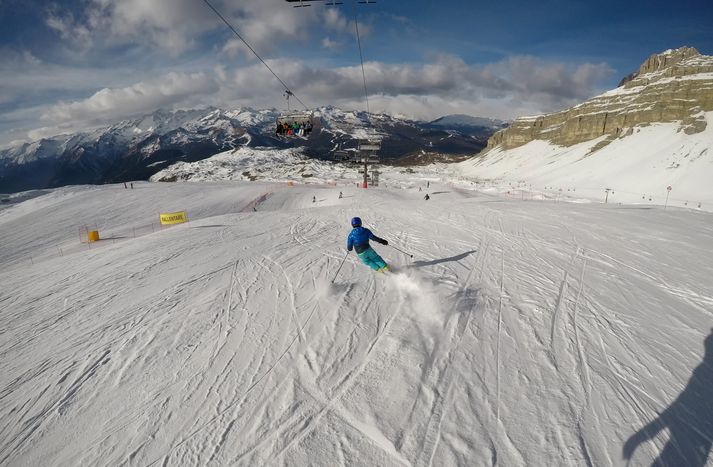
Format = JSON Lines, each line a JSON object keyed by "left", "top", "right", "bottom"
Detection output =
{"left": 339, "top": 191, "right": 343, "bottom": 199}
{"left": 424, "top": 194, "right": 430, "bottom": 200}
{"left": 312, "top": 195, "right": 316, "bottom": 203}
{"left": 347, "top": 217, "right": 389, "bottom": 272}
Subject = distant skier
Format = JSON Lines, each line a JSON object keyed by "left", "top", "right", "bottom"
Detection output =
{"left": 339, "top": 191, "right": 343, "bottom": 199}
{"left": 312, "top": 196, "right": 316, "bottom": 203}
{"left": 347, "top": 217, "right": 389, "bottom": 272}
{"left": 427, "top": 181, "right": 430, "bottom": 188}
{"left": 424, "top": 194, "right": 430, "bottom": 200}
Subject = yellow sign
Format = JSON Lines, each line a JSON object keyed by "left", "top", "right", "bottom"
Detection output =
{"left": 160, "top": 211, "right": 188, "bottom": 225}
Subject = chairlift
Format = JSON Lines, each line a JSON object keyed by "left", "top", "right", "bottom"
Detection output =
{"left": 281, "top": 0, "right": 376, "bottom": 137}
{"left": 276, "top": 112, "right": 318, "bottom": 138}
{"left": 275, "top": 89, "right": 319, "bottom": 138}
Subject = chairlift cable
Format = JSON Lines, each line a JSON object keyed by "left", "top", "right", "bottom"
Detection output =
{"left": 202, "top": 0, "right": 309, "bottom": 110}
{"left": 353, "top": 2, "right": 371, "bottom": 119}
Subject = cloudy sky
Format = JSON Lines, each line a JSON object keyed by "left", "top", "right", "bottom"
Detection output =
{"left": 1, "top": 0, "right": 712, "bottom": 146}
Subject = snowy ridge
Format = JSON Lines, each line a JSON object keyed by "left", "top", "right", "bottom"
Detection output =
{"left": 1, "top": 181, "right": 712, "bottom": 465}
{"left": 149, "top": 146, "right": 342, "bottom": 184}
{"left": 148, "top": 145, "right": 463, "bottom": 190}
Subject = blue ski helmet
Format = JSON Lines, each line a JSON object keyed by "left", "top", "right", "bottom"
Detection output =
{"left": 351, "top": 217, "right": 362, "bottom": 227}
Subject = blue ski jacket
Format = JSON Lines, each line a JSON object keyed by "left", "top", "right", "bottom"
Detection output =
{"left": 347, "top": 227, "right": 387, "bottom": 253}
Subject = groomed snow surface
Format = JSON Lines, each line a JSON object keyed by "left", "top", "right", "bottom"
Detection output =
{"left": 1, "top": 181, "right": 712, "bottom": 466}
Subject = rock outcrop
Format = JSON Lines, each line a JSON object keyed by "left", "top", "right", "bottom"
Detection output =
{"left": 485, "top": 47, "right": 713, "bottom": 151}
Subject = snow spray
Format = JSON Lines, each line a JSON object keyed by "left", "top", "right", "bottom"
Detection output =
{"left": 385, "top": 271, "right": 445, "bottom": 334}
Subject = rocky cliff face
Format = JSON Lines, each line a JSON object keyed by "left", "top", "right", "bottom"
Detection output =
{"left": 486, "top": 47, "right": 713, "bottom": 152}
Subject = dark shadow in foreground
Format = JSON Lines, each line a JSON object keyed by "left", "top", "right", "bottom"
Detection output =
{"left": 408, "top": 250, "right": 476, "bottom": 268}
{"left": 623, "top": 329, "right": 713, "bottom": 466}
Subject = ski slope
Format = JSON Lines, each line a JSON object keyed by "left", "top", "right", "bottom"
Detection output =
{"left": 1, "top": 181, "right": 712, "bottom": 466}
{"left": 459, "top": 112, "right": 713, "bottom": 210}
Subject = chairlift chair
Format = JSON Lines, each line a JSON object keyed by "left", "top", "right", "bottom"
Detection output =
{"left": 275, "top": 88, "right": 319, "bottom": 138}
{"left": 276, "top": 111, "right": 319, "bottom": 138}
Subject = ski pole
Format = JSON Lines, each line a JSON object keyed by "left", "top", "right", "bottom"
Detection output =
{"left": 331, "top": 251, "right": 349, "bottom": 283}
{"left": 389, "top": 244, "right": 414, "bottom": 258}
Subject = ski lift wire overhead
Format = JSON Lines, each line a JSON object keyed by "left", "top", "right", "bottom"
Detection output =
{"left": 202, "top": 0, "right": 309, "bottom": 111}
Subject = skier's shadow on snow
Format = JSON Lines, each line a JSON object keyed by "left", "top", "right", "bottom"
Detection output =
{"left": 623, "top": 328, "right": 713, "bottom": 466}
{"left": 408, "top": 250, "right": 476, "bottom": 268}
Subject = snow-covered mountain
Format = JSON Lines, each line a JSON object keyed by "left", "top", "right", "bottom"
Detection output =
{"left": 149, "top": 146, "right": 340, "bottom": 184}
{"left": 484, "top": 46, "right": 713, "bottom": 151}
{"left": 461, "top": 47, "right": 713, "bottom": 208}
{"left": 0, "top": 107, "right": 492, "bottom": 193}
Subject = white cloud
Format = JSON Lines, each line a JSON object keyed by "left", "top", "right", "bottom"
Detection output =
{"left": 43, "top": 0, "right": 370, "bottom": 57}
{"left": 470, "top": 56, "right": 615, "bottom": 111}
{"left": 221, "top": 39, "right": 244, "bottom": 58}
{"left": 45, "top": 5, "right": 93, "bottom": 51}
{"left": 323, "top": 8, "right": 350, "bottom": 34}
{"left": 84, "top": 0, "right": 215, "bottom": 55}
{"left": 42, "top": 72, "right": 218, "bottom": 123}
{"left": 0, "top": 2, "right": 619, "bottom": 147}
{"left": 1, "top": 50, "right": 614, "bottom": 145}
{"left": 216, "top": 54, "right": 612, "bottom": 119}
{"left": 321, "top": 37, "right": 341, "bottom": 51}
{"left": 43, "top": 0, "right": 320, "bottom": 56}
{"left": 21, "top": 50, "right": 42, "bottom": 66}
{"left": 27, "top": 123, "right": 91, "bottom": 142}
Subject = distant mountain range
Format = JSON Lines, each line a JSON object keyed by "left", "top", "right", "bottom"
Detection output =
{"left": 0, "top": 107, "right": 504, "bottom": 193}
{"left": 426, "top": 114, "right": 508, "bottom": 135}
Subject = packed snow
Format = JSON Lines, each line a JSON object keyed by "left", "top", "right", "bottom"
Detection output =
{"left": 1, "top": 179, "right": 712, "bottom": 466}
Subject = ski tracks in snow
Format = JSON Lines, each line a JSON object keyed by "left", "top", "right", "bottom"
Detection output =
{"left": 549, "top": 248, "right": 581, "bottom": 369}
{"left": 413, "top": 248, "right": 485, "bottom": 467}
{"left": 572, "top": 253, "right": 591, "bottom": 401}
{"left": 148, "top": 218, "right": 358, "bottom": 466}
{"left": 226, "top": 277, "right": 389, "bottom": 465}
{"left": 264, "top": 256, "right": 306, "bottom": 344}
